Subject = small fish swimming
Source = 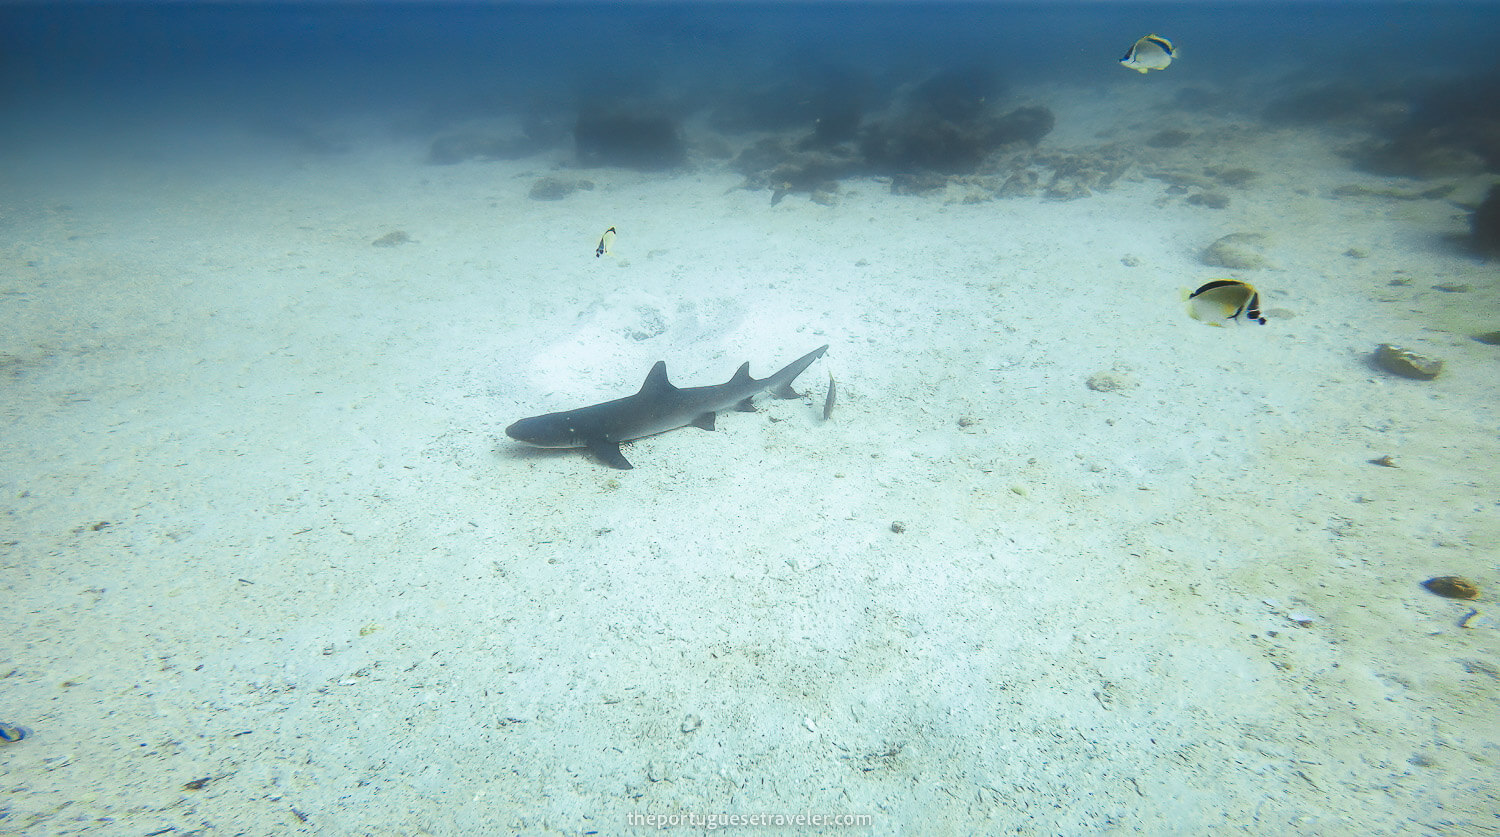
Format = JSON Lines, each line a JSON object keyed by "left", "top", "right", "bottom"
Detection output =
{"left": 1186, "top": 279, "right": 1267, "bottom": 325}
{"left": 0, "top": 722, "right": 28, "bottom": 743}
{"left": 595, "top": 226, "right": 616, "bottom": 257}
{"left": 822, "top": 373, "right": 837, "bottom": 420}
{"left": 1120, "top": 34, "right": 1176, "bottom": 74}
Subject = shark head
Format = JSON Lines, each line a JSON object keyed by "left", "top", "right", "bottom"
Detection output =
{"left": 504, "top": 414, "right": 583, "bottom": 448}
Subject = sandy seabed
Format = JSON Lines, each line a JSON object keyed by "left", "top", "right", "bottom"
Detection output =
{"left": 2, "top": 80, "right": 1498, "bottom": 835}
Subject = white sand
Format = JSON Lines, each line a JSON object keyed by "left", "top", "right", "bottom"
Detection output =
{"left": 2, "top": 81, "right": 1498, "bottom": 834}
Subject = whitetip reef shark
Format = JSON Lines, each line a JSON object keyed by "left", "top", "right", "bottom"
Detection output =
{"left": 506, "top": 345, "right": 829, "bottom": 469}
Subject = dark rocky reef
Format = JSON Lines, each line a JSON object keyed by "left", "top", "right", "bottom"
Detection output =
{"left": 1474, "top": 185, "right": 1500, "bottom": 252}
{"left": 731, "top": 138, "right": 862, "bottom": 204}
{"left": 712, "top": 65, "right": 869, "bottom": 147}
{"left": 1345, "top": 131, "right": 1489, "bottom": 178}
{"left": 1262, "top": 82, "right": 1393, "bottom": 126}
{"left": 1273, "top": 73, "right": 1500, "bottom": 179}
{"left": 574, "top": 106, "right": 686, "bottom": 171}
{"left": 860, "top": 104, "right": 1054, "bottom": 176}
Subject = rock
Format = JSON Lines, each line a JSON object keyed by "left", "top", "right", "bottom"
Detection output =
{"left": 1205, "top": 166, "right": 1258, "bottom": 186}
{"left": 1187, "top": 192, "right": 1230, "bottom": 209}
{"left": 1146, "top": 129, "right": 1191, "bottom": 148}
{"left": 1474, "top": 185, "right": 1500, "bottom": 251}
{"left": 1262, "top": 82, "right": 1377, "bottom": 125}
{"left": 1349, "top": 136, "right": 1487, "bottom": 178}
{"left": 890, "top": 172, "right": 948, "bottom": 195}
{"left": 859, "top": 104, "right": 1054, "bottom": 176}
{"left": 528, "top": 176, "right": 591, "bottom": 201}
{"left": 1086, "top": 371, "right": 1140, "bottom": 393}
{"left": 371, "top": 230, "right": 411, "bottom": 247}
{"left": 1421, "top": 576, "right": 1479, "bottom": 600}
{"left": 1331, "top": 182, "right": 1456, "bottom": 200}
{"left": 1374, "top": 344, "right": 1443, "bottom": 380}
{"left": 1201, "top": 232, "right": 1270, "bottom": 269}
{"left": 574, "top": 107, "right": 686, "bottom": 171}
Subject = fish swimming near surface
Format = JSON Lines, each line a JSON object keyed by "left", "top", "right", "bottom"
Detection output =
{"left": 595, "top": 226, "right": 616, "bottom": 257}
{"left": 1186, "top": 279, "right": 1267, "bottom": 325}
{"left": 1120, "top": 34, "right": 1176, "bottom": 73}
{"left": 506, "top": 345, "right": 829, "bottom": 469}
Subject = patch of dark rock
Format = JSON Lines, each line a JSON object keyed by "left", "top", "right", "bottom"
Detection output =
{"left": 1147, "top": 169, "right": 1215, "bottom": 190}
{"left": 1146, "top": 129, "right": 1191, "bottom": 148}
{"left": 860, "top": 104, "right": 1053, "bottom": 175}
{"left": 574, "top": 106, "right": 686, "bottom": 171}
{"left": 907, "top": 66, "right": 1005, "bottom": 122}
{"left": 1407, "top": 72, "right": 1500, "bottom": 170}
{"left": 734, "top": 138, "right": 864, "bottom": 203}
{"left": 1345, "top": 132, "right": 1487, "bottom": 178}
{"left": 997, "top": 169, "right": 1040, "bottom": 197}
{"left": 1205, "top": 166, "right": 1258, "bottom": 186}
{"left": 1474, "top": 184, "right": 1500, "bottom": 252}
{"left": 989, "top": 147, "right": 1131, "bottom": 200}
{"left": 890, "top": 173, "right": 950, "bottom": 195}
{"left": 801, "top": 96, "right": 865, "bottom": 149}
{"left": 711, "top": 67, "right": 868, "bottom": 137}
{"left": 528, "top": 176, "right": 595, "bottom": 201}
{"left": 1262, "top": 82, "right": 1382, "bottom": 126}
{"left": 1186, "top": 192, "right": 1230, "bottom": 209}
{"left": 1330, "top": 182, "right": 1456, "bottom": 200}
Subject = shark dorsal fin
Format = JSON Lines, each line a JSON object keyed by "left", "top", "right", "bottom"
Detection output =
{"left": 638, "top": 361, "right": 676, "bottom": 397}
{"left": 727, "top": 362, "right": 752, "bottom": 387}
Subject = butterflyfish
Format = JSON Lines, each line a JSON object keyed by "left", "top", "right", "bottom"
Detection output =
{"left": 1186, "top": 279, "right": 1266, "bottom": 325}
{"left": 1120, "top": 34, "right": 1176, "bottom": 74}
{"left": 595, "top": 226, "right": 616, "bottom": 258}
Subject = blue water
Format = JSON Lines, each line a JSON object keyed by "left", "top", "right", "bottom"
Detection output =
{"left": 4, "top": 1, "right": 1498, "bottom": 132}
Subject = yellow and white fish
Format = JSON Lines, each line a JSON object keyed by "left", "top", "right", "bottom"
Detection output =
{"left": 1120, "top": 34, "right": 1176, "bottom": 74}
{"left": 595, "top": 226, "right": 616, "bottom": 258}
{"left": 1186, "top": 279, "right": 1266, "bottom": 325}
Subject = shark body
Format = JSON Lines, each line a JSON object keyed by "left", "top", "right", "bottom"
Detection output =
{"left": 506, "top": 345, "right": 829, "bottom": 469}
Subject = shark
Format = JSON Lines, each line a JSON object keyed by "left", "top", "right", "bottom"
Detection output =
{"left": 506, "top": 345, "right": 829, "bottom": 469}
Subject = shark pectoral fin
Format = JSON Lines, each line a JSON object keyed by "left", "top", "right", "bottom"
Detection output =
{"left": 587, "top": 439, "right": 634, "bottom": 470}
{"left": 734, "top": 397, "right": 756, "bottom": 412}
{"left": 689, "top": 412, "right": 717, "bottom": 431}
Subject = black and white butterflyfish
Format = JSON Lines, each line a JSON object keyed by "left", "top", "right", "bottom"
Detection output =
{"left": 1120, "top": 34, "right": 1176, "bottom": 74}
{"left": 1186, "top": 279, "right": 1267, "bottom": 325}
{"left": 595, "top": 226, "right": 616, "bottom": 258}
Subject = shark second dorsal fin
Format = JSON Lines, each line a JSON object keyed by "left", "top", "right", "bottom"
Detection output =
{"left": 727, "top": 362, "right": 753, "bottom": 387}
{"left": 638, "top": 361, "right": 676, "bottom": 397}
